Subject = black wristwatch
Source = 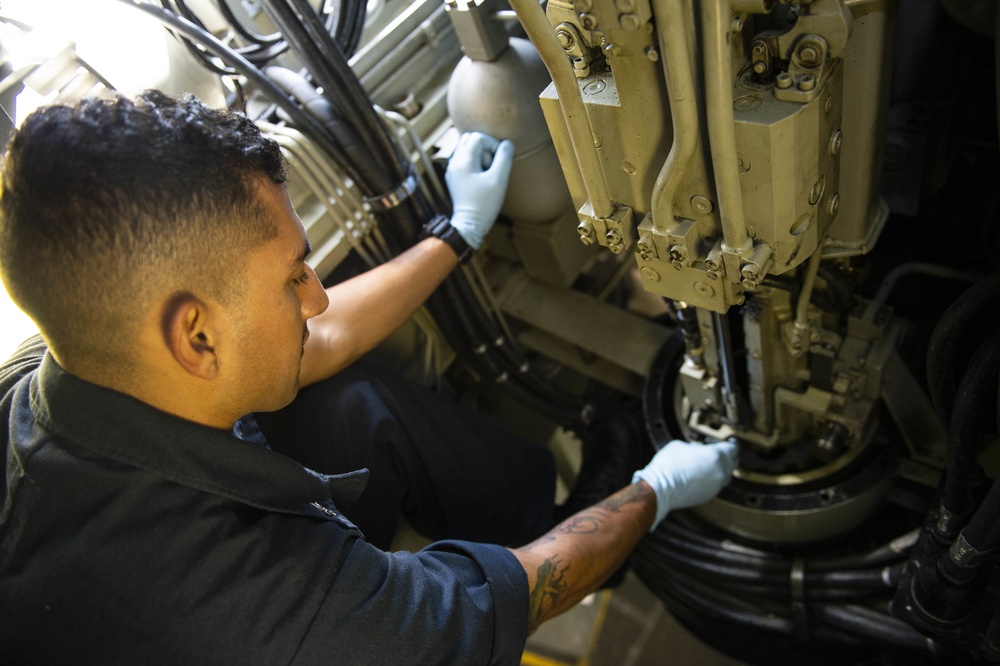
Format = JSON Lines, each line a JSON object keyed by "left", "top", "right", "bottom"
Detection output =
{"left": 422, "top": 214, "right": 472, "bottom": 263}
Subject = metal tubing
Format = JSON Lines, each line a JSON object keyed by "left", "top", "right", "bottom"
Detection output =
{"left": 795, "top": 249, "right": 823, "bottom": 329}
{"left": 650, "top": 0, "right": 700, "bottom": 232}
{"left": 701, "top": 0, "right": 750, "bottom": 254}
{"left": 508, "top": 0, "right": 613, "bottom": 219}
{"left": 712, "top": 310, "right": 743, "bottom": 424}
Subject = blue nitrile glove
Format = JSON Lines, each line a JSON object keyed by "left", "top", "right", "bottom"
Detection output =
{"left": 632, "top": 438, "right": 740, "bottom": 530}
{"left": 444, "top": 131, "right": 515, "bottom": 249}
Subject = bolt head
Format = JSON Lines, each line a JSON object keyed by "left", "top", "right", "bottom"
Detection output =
{"left": 828, "top": 129, "right": 842, "bottom": 155}
{"left": 798, "top": 75, "right": 816, "bottom": 91}
{"left": 691, "top": 195, "right": 714, "bottom": 214}
{"left": 620, "top": 13, "right": 641, "bottom": 30}
{"left": 828, "top": 193, "right": 840, "bottom": 217}
{"left": 798, "top": 45, "right": 819, "bottom": 66}
{"left": 776, "top": 72, "right": 793, "bottom": 89}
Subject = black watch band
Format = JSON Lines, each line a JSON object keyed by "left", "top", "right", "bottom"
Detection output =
{"left": 422, "top": 214, "right": 472, "bottom": 263}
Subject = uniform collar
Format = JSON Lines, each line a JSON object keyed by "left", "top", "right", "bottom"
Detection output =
{"left": 30, "top": 353, "right": 368, "bottom": 517}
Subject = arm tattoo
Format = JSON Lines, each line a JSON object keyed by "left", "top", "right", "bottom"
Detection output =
{"left": 525, "top": 482, "right": 654, "bottom": 549}
{"left": 527, "top": 556, "right": 569, "bottom": 623}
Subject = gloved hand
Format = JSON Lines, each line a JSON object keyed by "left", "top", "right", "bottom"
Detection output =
{"left": 444, "top": 131, "right": 515, "bottom": 249}
{"left": 632, "top": 439, "right": 739, "bottom": 530}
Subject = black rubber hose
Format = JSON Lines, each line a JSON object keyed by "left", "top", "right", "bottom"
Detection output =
{"left": 811, "top": 604, "right": 933, "bottom": 652}
{"left": 648, "top": 544, "right": 900, "bottom": 593}
{"left": 958, "top": 450, "right": 1000, "bottom": 553}
{"left": 215, "top": 0, "right": 284, "bottom": 46}
{"left": 260, "top": 0, "right": 383, "bottom": 163}
{"left": 118, "top": 0, "right": 350, "bottom": 166}
{"left": 926, "top": 271, "right": 1000, "bottom": 428}
{"left": 941, "top": 326, "right": 1000, "bottom": 518}
{"left": 263, "top": 66, "right": 392, "bottom": 193}
{"left": 444, "top": 267, "right": 587, "bottom": 418}
{"left": 280, "top": 0, "right": 407, "bottom": 177}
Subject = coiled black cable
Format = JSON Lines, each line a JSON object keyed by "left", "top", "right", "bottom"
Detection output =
{"left": 631, "top": 513, "right": 931, "bottom": 654}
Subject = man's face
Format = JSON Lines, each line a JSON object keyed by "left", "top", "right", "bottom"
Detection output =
{"left": 227, "top": 179, "right": 329, "bottom": 413}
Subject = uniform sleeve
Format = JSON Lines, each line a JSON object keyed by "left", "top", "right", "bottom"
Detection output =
{"left": 290, "top": 538, "right": 529, "bottom": 666}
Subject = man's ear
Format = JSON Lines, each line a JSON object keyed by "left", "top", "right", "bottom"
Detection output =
{"left": 160, "top": 291, "right": 220, "bottom": 380}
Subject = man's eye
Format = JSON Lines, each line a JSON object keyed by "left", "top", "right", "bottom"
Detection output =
{"left": 293, "top": 271, "right": 313, "bottom": 286}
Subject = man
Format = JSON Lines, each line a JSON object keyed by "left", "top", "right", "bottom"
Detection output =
{"left": 0, "top": 91, "right": 738, "bottom": 664}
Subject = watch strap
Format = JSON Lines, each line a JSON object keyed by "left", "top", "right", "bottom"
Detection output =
{"left": 422, "top": 214, "right": 472, "bottom": 263}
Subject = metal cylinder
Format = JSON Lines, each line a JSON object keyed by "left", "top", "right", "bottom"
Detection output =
{"left": 448, "top": 38, "right": 573, "bottom": 222}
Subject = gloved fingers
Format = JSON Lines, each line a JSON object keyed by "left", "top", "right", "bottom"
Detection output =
{"left": 450, "top": 131, "right": 501, "bottom": 174}
{"left": 485, "top": 139, "right": 515, "bottom": 178}
{"left": 709, "top": 438, "right": 740, "bottom": 478}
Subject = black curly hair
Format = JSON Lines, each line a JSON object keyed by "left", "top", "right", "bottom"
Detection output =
{"left": 0, "top": 90, "right": 288, "bottom": 373}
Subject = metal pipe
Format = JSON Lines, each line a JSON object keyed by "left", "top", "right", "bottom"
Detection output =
{"left": 701, "top": 0, "right": 750, "bottom": 254}
{"left": 508, "top": 0, "right": 613, "bottom": 219}
{"left": 650, "top": 0, "right": 700, "bottom": 232}
{"left": 712, "top": 311, "right": 744, "bottom": 425}
{"left": 795, "top": 249, "right": 823, "bottom": 329}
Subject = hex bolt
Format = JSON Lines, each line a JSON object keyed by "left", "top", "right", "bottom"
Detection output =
{"left": 776, "top": 72, "right": 793, "bottom": 89}
{"left": 828, "top": 129, "right": 842, "bottom": 155}
{"left": 556, "top": 28, "right": 574, "bottom": 49}
{"left": 636, "top": 236, "right": 656, "bottom": 260}
{"left": 798, "top": 75, "right": 816, "bottom": 92}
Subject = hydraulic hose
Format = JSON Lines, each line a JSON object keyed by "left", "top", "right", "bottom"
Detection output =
{"left": 926, "top": 271, "right": 1000, "bottom": 428}
{"left": 283, "top": 0, "right": 408, "bottom": 178}
{"left": 118, "top": 0, "right": 353, "bottom": 170}
{"left": 264, "top": 66, "right": 391, "bottom": 193}
{"left": 940, "top": 326, "right": 1000, "bottom": 520}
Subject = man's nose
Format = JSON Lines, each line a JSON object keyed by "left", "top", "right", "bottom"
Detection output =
{"left": 303, "top": 266, "right": 329, "bottom": 319}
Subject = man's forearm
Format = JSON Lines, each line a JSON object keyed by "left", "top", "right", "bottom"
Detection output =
{"left": 509, "top": 481, "right": 657, "bottom": 632}
{"left": 299, "top": 236, "right": 458, "bottom": 386}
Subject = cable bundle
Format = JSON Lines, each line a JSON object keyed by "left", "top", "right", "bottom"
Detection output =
{"left": 630, "top": 514, "right": 936, "bottom": 662}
